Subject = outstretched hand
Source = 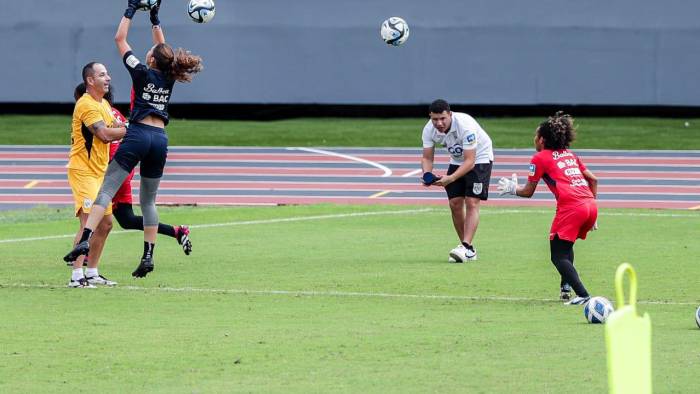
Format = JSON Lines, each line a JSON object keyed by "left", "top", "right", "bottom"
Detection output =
{"left": 497, "top": 173, "right": 518, "bottom": 196}
{"left": 150, "top": 0, "right": 162, "bottom": 25}
{"left": 125, "top": 0, "right": 141, "bottom": 19}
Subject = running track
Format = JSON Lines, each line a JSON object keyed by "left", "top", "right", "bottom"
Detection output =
{"left": 0, "top": 146, "right": 699, "bottom": 210}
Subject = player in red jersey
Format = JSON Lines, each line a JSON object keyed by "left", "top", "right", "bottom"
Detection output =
{"left": 497, "top": 112, "right": 598, "bottom": 305}
{"left": 73, "top": 83, "right": 192, "bottom": 256}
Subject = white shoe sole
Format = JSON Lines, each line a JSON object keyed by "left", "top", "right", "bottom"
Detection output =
{"left": 448, "top": 252, "right": 466, "bottom": 263}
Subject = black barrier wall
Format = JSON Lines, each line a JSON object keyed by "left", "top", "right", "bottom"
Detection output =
{"left": 2, "top": 0, "right": 700, "bottom": 106}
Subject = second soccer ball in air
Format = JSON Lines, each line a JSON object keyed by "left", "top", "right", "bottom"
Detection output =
{"left": 381, "top": 17, "right": 410, "bottom": 46}
{"left": 188, "top": 0, "right": 216, "bottom": 23}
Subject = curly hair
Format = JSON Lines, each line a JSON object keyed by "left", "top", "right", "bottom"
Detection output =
{"left": 537, "top": 111, "right": 576, "bottom": 150}
{"left": 153, "top": 43, "right": 203, "bottom": 83}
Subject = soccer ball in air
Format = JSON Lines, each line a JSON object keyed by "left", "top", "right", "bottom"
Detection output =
{"left": 188, "top": 0, "right": 216, "bottom": 23}
{"left": 381, "top": 17, "right": 410, "bottom": 46}
{"left": 136, "top": 0, "right": 157, "bottom": 11}
{"left": 584, "top": 297, "right": 614, "bottom": 324}
{"left": 695, "top": 305, "right": 700, "bottom": 329}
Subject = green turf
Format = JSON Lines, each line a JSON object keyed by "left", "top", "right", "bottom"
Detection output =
{"left": 1, "top": 204, "right": 698, "bottom": 393}
{"left": 1, "top": 115, "right": 699, "bottom": 149}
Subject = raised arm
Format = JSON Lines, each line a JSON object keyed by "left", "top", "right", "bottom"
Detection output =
{"left": 115, "top": 16, "right": 133, "bottom": 57}
{"left": 150, "top": 0, "right": 166, "bottom": 44}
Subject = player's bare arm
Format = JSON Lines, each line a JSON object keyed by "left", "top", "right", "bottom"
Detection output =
{"left": 115, "top": 17, "right": 133, "bottom": 56}
{"left": 435, "top": 148, "right": 475, "bottom": 187}
{"left": 516, "top": 181, "right": 538, "bottom": 198}
{"left": 421, "top": 147, "right": 435, "bottom": 173}
{"left": 583, "top": 169, "right": 598, "bottom": 198}
{"left": 87, "top": 120, "right": 126, "bottom": 143}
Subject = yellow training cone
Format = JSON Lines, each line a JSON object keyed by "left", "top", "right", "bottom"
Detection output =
{"left": 605, "top": 263, "right": 652, "bottom": 394}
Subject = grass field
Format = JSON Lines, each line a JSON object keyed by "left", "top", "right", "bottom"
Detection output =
{"left": 1, "top": 115, "right": 699, "bottom": 149}
{"left": 1, "top": 204, "right": 699, "bottom": 393}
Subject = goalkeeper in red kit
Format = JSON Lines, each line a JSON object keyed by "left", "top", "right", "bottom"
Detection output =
{"left": 497, "top": 112, "right": 598, "bottom": 305}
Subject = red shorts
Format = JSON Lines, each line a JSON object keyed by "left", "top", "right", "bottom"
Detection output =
{"left": 549, "top": 201, "right": 598, "bottom": 242}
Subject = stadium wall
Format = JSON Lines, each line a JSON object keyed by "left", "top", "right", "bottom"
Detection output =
{"left": 2, "top": 0, "right": 700, "bottom": 110}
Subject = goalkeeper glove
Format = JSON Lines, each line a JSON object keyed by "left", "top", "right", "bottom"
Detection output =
{"left": 497, "top": 173, "right": 518, "bottom": 196}
{"left": 150, "top": 0, "right": 162, "bottom": 25}
{"left": 124, "top": 0, "right": 141, "bottom": 19}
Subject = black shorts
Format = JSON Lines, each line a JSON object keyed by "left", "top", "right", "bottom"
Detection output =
{"left": 113, "top": 123, "right": 168, "bottom": 179}
{"left": 445, "top": 162, "right": 493, "bottom": 200}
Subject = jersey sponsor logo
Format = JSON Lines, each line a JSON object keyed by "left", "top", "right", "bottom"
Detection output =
{"left": 125, "top": 55, "right": 140, "bottom": 69}
{"left": 472, "top": 183, "right": 483, "bottom": 195}
{"left": 466, "top": 133, "right": 476, "bottom": 145}
{"left": 447, "top": 144, "right": 463, "bottom": 157}
{"left": 528, "top": 164, "right": 536, "bottom": 176}
{"left": 570, "top": 178, "right": 589, "bottom": 187}
{"left": 552, "top": 151, "right": 573, "bottom": 160}
{"left": 564, "top": 167, "right": 582, "bottom": 176}
{"left": 557, "top": 161, "right": 566, "bottom": 169}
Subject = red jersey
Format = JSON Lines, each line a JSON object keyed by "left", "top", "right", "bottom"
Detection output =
{"left": 527, "top": 149, "right": 594, "bottom": 208}
{"left": 109, "top": 107, "right": 135, "bottom": 206}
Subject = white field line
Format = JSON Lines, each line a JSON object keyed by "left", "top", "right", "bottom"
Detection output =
{"left": 0, "top": 207, "right": 696, "bottom": 245}
{"left": 287, "top": 147, "right": 393, "bottom": 177}
{"left": 0, "top": 208, "right": 436, "bottom": 244}
{"left": 0, "top": 283, "right": 695, "bottom": 306}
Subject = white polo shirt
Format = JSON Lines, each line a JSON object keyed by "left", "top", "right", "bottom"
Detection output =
{"left": 422, "top": 112, "right": 494, "bottom": 166}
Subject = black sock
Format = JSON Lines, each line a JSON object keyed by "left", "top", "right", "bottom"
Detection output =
{"left": 79, "top": 228, "right": 93, "bottom": 243}
{"left": 550, "top": 236, "right": 589, "bottom": 298}
{"left": 142, "top": 242, "right": 155, "bottom": 260}
{"left": 461, "top": 241, "right": 474, "bottom": 251}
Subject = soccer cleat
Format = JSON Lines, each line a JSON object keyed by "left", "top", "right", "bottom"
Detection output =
{"left": 63, "top": 240, "right": 90, "bottom": 263}
{"left": 68, "top": 277, "right": 96, "bottom": 288}
{"left": 560, "top": 284, "right": 572, "bottom": 300}
{"left": 132, "top": 256, "right": 154, "bottom": 278}
{"left": 464, "top": 246, "right": 477, "bottom": 261}
{"left": 565, "top": 296, "right": 591, "bottom": 305}
{"left": 448, "top": 245, "right": 468, "bottom": 263}
{"left": 86, "top": 274, "right": 117, "bottom": 286}
{"left": 176, "top": 225, "right": 192, "bottom": 255}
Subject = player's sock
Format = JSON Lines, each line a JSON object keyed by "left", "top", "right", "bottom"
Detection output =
{"left": 550, "top": 237, "right": 589, "bottom": 298}
{"left": 461, "top": 241, "right": 474, "bottom": 251}
{"left": 159, "top": 223, "right": 176, "bottom": 238}
{"left": 142, "top": 242, "right": 155, "bottom": 260}
{"left": 79, "top": 228, "right": 93, "bottom": 244}
{"left": 85, "top": 268, "right": 98, "bottom": 278}
{"left": 72, "top": 268, "right": 84, "bottom": 281}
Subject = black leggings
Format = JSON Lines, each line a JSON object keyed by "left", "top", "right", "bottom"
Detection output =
{"left": 550, "top": 236, "right": 589, "bottom": 297}
{"left": 112, "top": 203, "right": 176, "bottom": 238}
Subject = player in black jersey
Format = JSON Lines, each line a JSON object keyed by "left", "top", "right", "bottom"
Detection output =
{"left": 63, "top": 0, "right": 203, "bottom": 278}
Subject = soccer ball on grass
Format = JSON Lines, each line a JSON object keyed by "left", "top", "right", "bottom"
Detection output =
{"left": 188, "top": 0, "right": 216, "bottom": 23}
{"left": 380, "top": 17, "right": 410, "bottom": 46}
{"left": 584, "top": 296, "right": 614, "bottom": 324}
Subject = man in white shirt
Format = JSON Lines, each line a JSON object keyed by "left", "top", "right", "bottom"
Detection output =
{"left": 421, "top": 99, "right": 494, "bottom": 262}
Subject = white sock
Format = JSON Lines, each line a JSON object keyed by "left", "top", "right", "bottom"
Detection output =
{"left": 72, "top": 268, "right": 84, "bottom": 281}
{"left": 85, "top": 268, "right": 98, "bottom": 278}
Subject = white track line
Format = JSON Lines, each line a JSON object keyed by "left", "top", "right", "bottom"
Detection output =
{"left": 401, "top": 169, "right": 422, "bottom": 177}
{"left": 0, "top": 283, "right": 695, "bottom": 306}
{"left": 0, "top": 208, "right": 436, "bottom": 244}
{"left": 0, "top": 207, "right": 695, "bottom": 245}
{"left": 288, "top": 147, "right": 393, "bottom": 177}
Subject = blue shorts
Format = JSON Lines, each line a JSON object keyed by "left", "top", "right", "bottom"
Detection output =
{"left": 113, "top": 122, "right": 168, "bottom": 179}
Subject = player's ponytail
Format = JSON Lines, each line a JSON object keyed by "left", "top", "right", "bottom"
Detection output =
{"left": 153, "top": 43, "right": 203, "bottom": 83}
{"left": 537, "top": 111, "right": 576, "bottom": 150}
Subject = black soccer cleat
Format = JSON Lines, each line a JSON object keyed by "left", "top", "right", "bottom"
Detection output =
{"left": 132, "top": 256, "right": 154, "bottom": 278}
{"left": 176, "top": 225, "right": 192, "bottom": 256}
{"left": 559, "top": 284, "right": 572, "bottom": 301}
{"left": 63, "top": 240, "right": 90, "bottom": 263}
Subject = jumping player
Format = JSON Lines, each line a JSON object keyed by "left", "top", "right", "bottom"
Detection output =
{"left": 421, "top": 99, "right": 494, "bottom": 263}
{"left": 497, "top": 112, "right": 598, "bottom": 305}
{"left": 67, "top": 62, "right": 126, "bottom": 287}
{"left": 72, "top": 83, "right": 193, "bottom": 256}
{"left": 64, "top": 0, "right": 202, "bottom": 277}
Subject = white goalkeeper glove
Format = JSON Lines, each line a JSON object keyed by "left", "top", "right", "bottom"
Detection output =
{"left": 497, "top": 173, "right": 518, "bottom": 196}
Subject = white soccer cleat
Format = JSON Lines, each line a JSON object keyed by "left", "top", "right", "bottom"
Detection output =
{"left": 68, "top": 277, "right": 96, "bottom": 288}
{"left": 86, "top": 274, "right": 117, "bottom": 286}
{"left": 565, "top": 296, "right": 591, "bottom": 306}
{"left": 448, "top": 245, "right": 468, "bottom": 263}
{"left": 464, "top": 247, "right": 477, "bottom": 261}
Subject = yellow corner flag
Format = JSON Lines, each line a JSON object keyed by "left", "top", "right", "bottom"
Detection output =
{"left": 605, "top": 263, "right": 652, "bottom": 394}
